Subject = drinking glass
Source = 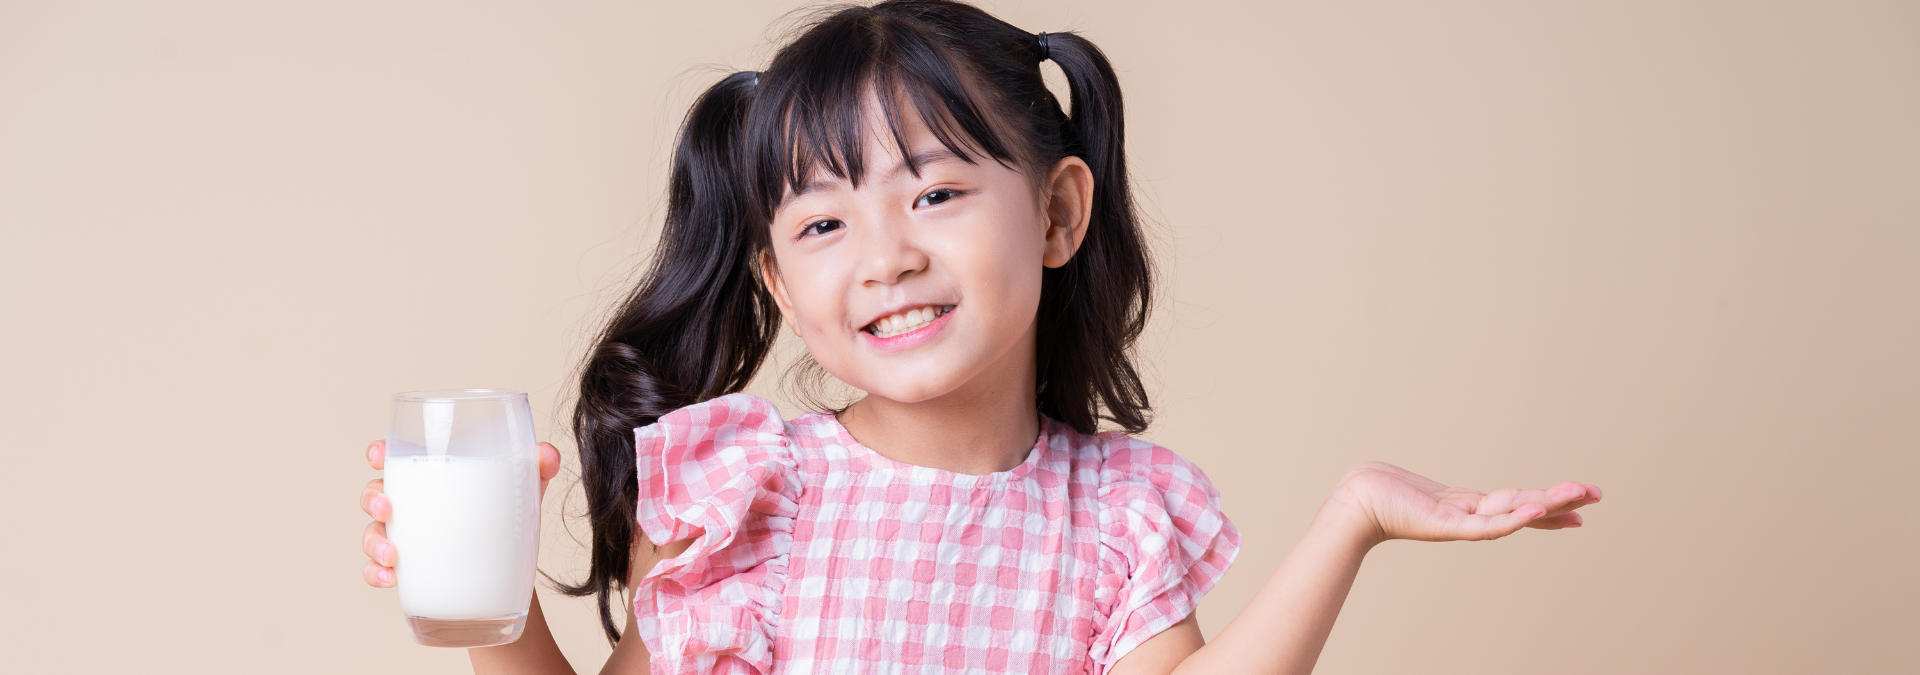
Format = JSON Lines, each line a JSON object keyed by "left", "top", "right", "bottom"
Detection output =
{"left": 385, "top": 388, "right": 541, "bottom": 648}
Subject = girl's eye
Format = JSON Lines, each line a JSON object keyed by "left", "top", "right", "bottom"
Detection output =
{"left": 915, "top": 189, "right": 960, "bottom": 208}
{"left": 800, "top": 219, "right": 844, "bottom": 238}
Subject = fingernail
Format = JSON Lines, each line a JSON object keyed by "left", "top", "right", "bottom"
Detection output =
{"left": 377, "top": 543, "right": 391, "bottom": 564}
{"left": 378, "top": 568, "right": 393, "bottom": 585}
{"left": 373, "top": 495, "right": 388, "bottom": 513}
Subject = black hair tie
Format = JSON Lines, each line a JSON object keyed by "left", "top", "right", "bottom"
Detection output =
{"left": 1035, "top": 32, "right": 1051, "bottom": 62}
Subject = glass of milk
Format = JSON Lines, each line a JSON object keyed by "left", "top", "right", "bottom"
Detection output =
{"left": 385, "top": 388, "right": 541, "bottom": 648}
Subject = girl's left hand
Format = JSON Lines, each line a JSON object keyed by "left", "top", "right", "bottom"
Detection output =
{"left": 1328, "top": 461, "right": 1602, "bottom": 545}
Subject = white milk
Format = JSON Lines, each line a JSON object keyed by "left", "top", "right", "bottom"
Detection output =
{"left": 385, "top": 454, "right": 540, "bottom": 620}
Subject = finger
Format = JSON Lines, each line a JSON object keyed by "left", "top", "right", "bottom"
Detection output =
{"left": 538, "top": 442, "right": 561, "bottom": 482}
{"left": 1455, "top": 503, "right": 1546, "bottom": 541}
{"left": 362, "top": 520, "right": 394, "bottom": 565}
{"left": 363, "top": 560, "right": 395, "bottom": 588}
{"left": 1481, "top": 482, "right": 1590, "bottom": 517}
{"left": 1483, "top": 482, "right": 1587, "bottom": 514}
{"left": 1524, "top": 511, "right": 1584, "bottom": 530}
{"left": 1541, "top": 483, "right": 1605, "bottom": 518}
{"left": 360, "top": 479, "right": 390, "bottom": 522}
{"left": 367, "top": 440, "right": 385, "bottom": 471}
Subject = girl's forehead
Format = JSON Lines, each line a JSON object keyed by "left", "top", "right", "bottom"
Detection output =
{"left": 771, "top": 79, "right": 1011, "bottom": 203}
{"left": 778, "top": 95, "right": 986, "bottom": 201}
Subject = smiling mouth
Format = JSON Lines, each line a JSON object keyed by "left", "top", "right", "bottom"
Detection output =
{"left": 865, "top": 305, "right": 955, "bottom": 338}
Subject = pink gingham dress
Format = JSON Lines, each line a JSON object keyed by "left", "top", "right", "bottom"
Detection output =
{"left": 632, "top": 394, "right": 1240, "bottom": 675}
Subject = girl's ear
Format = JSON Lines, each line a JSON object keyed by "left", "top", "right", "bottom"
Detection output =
{"left": 1041, "top": 156, "right": 1094, "bottom": 268}
{"left": 759, "top": 250, "right": 801, "bottom": 336}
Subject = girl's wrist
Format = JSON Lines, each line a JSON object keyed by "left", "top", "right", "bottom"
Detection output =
{"left": 1312, "top": 488, "right": 1388, "bottom": 552}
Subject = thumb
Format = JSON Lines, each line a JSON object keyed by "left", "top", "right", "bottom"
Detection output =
{"left": 536, "top": 442, "right": 561, "bottom": 497}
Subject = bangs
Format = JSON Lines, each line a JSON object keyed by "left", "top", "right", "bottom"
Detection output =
{"left": 747, "top": 12, "right": 1028, "bottom": 207}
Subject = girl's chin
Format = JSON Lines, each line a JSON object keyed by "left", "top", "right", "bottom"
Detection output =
{"left": 853, "top": 384, "right": 961, "bottom": 405}
{"left": 842, "top": 370, "right": 971, "bottom": 405}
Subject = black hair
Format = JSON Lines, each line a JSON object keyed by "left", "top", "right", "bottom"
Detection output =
{"left": 559, "top": 0, "right": 1153, "bottom": 644}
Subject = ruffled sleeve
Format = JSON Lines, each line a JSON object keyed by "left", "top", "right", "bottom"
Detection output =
{"left": 632, "top": 393, "right": 801, "bottom": 675}
{"left": 1088, "top": 434, "right": 1241, "bottom": 673}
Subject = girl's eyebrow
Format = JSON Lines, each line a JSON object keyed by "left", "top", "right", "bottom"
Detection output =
{"left": 884, "top": 148, "right": 962, "bottom": 180}
{"left": 795, "top": 148, "right": 961, "bottom": 197}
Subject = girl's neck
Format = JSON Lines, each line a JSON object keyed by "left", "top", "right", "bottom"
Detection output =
{"left": 835, "top": 329, "right": 1040, "bottom": 476}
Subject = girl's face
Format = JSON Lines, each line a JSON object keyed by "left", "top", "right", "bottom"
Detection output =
{"left": 761, "top": 98, "right": 1090, "bottom": 405}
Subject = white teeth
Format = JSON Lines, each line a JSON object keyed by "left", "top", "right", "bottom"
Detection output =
{"left": 867, "top": 305, "right": 952, "bottom": 338}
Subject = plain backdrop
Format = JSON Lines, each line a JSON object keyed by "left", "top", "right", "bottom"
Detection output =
{"left": 3, "top": 1, "right": 1916, "bottom": 673}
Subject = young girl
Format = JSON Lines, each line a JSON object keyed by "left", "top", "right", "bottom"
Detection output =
{"left": 358, "top": 2, "right": 1601, "bottom": 673}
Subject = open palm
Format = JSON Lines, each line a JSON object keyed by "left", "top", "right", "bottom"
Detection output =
{"left": 1332, "top": 461, "right": 1601, "bottom": 543}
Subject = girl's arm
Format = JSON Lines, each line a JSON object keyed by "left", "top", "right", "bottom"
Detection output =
{"left": 467, "top": 592, "right": 576, "bottom": 675}
{"left": 1111, "top": 462, "right": 1601, "bottom": 675}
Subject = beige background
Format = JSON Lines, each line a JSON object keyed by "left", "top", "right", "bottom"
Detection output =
{"left": 3, "top": 1, "right": 1916, "bottom": 673}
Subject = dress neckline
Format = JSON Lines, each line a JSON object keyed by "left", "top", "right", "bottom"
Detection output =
{"left": 816, "top": 411, "right": 1050, "bottom": 487}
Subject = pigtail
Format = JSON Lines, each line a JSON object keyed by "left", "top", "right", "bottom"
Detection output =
{"left": 1033, "top": 32, "right": 1155, "bottom": 434}
{"left": 557, "top": 70, "right": 778, "bottom": 645}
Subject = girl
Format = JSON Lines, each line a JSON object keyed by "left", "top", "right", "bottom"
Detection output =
{"left": 357, "top": 1, "right": 1602, "bottom": 673}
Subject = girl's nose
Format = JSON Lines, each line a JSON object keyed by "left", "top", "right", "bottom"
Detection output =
{"left": 855, "top": 216, "right": 930, "bottom": 286}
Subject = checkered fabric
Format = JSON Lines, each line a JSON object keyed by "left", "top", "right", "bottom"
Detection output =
{"left": 633, "top": 393, "right": 1240, "bottom": 675}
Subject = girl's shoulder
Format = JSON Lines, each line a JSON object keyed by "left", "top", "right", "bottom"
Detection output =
{"left": 778, "top": 405, "right": 853, "bottom": 454}
{"left": 1037, "top": 417, "right": 1223, "bottom": 498}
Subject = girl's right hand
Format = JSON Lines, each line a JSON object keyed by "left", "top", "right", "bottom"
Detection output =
{"left": 359, "top": 439, "right": 563, "bottom": 588}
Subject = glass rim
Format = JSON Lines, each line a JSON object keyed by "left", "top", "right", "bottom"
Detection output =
{"left": 392, "top": 388, "right": 528, "bottom": 403}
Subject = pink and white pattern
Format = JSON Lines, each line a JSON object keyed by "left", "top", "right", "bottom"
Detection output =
{"left": 633, "top": 393, "right": 1240, "bottom": 675}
